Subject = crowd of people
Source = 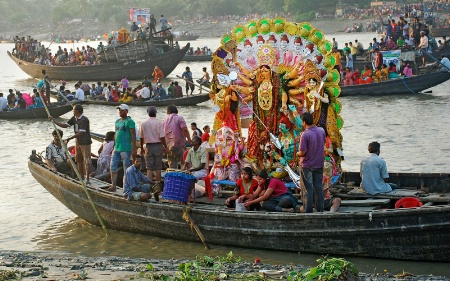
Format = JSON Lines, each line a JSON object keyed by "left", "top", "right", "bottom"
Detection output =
{"left": 42, "top": 99, "right": 396, "bottom": 214}
{"left": 12, "top": 35, "right": 103, "bottom": 66}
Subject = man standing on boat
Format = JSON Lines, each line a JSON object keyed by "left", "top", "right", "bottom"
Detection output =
{"left": 181, "top": 67, "right": 195, "bottom": 95}
{"left": 149, "top": 15, "right": 157, "bottom": 36}
{"left": 108, "top": 104, "right": 137, "bottom": 192}
{"left": 139, "top": 106, "right": 167, "bottom": 199}
{"left": 297, "top": 112, "right": 326, "bottom": 213}
{"left": 50, "top": 104, "right": 92, "bottom": 184}
{"left": 360, "top": 142, "right": 396, "bottom": 195}
{"left": 130, "top": 22, "right": 139, "bottom": 41}
{"left": 42, "top": 70, "right": 51, "bottom": 104}
{"left": 163, "top": 105, "right": 191, "bottom": 169}
{"left": 160, "top": 15, "right": 168, "bottom": 32}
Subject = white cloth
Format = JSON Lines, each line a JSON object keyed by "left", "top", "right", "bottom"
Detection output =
{"left": 0, "top": 97, "right": 7, "bottom": 110}
{"left": 103, "top": 88, "right": 111, "bottom": 100}
{"left": 137, "top": 87, "right": 150, "bottom": 99}
{"left": 75, "top": 88, "right": 85, "bottom": 101}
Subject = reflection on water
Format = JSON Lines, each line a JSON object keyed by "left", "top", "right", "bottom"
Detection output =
{"left": 1, "top": 35, "right": 450, "bottom": 277}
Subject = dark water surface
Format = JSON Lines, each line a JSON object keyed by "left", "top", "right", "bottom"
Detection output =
{"left": 0, "top": 35, "right": 449, "bottom": 276}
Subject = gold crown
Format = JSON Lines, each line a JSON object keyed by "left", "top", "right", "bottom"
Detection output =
{"left": 257, "top": 44, "right": 276, "bottom": 68}
{"left": 304, "top": 59, "right": 321, "bottom": 82}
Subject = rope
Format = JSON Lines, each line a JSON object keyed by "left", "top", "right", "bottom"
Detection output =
{"left": 182, "top": 206, "right": 210, "bottom": 249}
{"left": 43, "top": 103, "right": 109, "bottom": 236}
{"left": 399, "top": 76, "right": 420, "bottom": 94}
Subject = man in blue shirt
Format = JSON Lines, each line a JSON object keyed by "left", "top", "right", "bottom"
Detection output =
{"left": 360, "top": 142, "right": 397, "bottom": 195}
{"left": 123, "top": 156, "right": 152, "bottom": 201}
{"left": 153, "top": 83, "right": 168, "bottom": 100}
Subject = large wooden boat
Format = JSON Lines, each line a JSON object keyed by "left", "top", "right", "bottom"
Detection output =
{"left": 0, "top": 101, "right": 79, "bottom": 119}
{"left": 7, "top": 44, "right": 189, "bottom": 81}
{"left": 340, "top": 71, "right": 450, "bottom": 96}
{"left": 28, "top": 157, "right": 450, "bottom": 261}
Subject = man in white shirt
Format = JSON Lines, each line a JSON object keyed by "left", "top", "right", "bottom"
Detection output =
{"left": 74, "top": 83, "right": 85, "bottom": 101}
{"left": 0, "top": 93, "right": 8, "bottom": 111}
{"left": 418, "top": 31, "right": 429, "bottom": 66}
{"left": 136, "top": 83, "right": 151, "bottom": 99}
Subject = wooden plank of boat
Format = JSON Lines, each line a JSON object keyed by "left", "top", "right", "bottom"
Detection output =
{"left": 0, "top": 101, "right": 78, "bottom": 120}
{"left": 340, "top": 71, "right": 450, "bottom": 96}
{"left": 7, "top": 44, "right": 189, "bottom": 81}
{"left": 430, "top": 27, "right": 450, "bottom": 37}
{"left": 28, "top": 159, "right": 450, "bottom": 261}
{"left": 83, "top": 93, "right": 211, "bottom": 107}
{"left": 341, "top": 199, "right": 390, "bottom": 206}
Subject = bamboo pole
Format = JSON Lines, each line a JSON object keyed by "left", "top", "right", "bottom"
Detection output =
{"left": 176, "top": 75, "right": 210, "bottom": 94}
{"left": 44, "top": 102, "right": 109, "bottom": 236}
{"left": 182, "top": 206, "right": 210, "bottom": 249}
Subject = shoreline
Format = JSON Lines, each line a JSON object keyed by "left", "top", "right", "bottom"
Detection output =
{"left": 2, "top": 18, "right": 377, "bottom": 41}
{"left": 0, "top": 250, "right": 447, "bottom": 280}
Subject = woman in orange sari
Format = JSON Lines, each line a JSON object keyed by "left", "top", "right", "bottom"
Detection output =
{"left": 357, "top": 65, "right": 373, "bottom": 84}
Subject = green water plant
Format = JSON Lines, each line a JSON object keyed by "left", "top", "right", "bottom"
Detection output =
{"left": 287, "top": 257, "right": 359, "bottom": 281}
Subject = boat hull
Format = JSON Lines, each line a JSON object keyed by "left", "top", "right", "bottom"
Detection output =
{"left": 29, "top": 160, "right": 450, "bottom": 261}
{"left": 7, "top": 45, "right": 189, "bottom": 81}
{"left": 84, "top": 94, "right": 210, "bottom": 107}
{"left": 340, "top": 71, "right": 450, "bottom": 96}
{"left": 0, "top": 102, "right": 77, "bottom": 119}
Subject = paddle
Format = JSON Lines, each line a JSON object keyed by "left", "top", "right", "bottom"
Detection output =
{"left": 176, "top": 75, "right": 210, "bottom": 94}
{"left": 44, "top": 105, "right": 109, "bottom": 236}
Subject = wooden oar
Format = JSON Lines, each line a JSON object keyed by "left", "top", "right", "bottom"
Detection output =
{"left": 176, "top": 75, "right": 210, "bottom": 94}
{"left": 44, "top": 104, "right": 109, "bottom": 236}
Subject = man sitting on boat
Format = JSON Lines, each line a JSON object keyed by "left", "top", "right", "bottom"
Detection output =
{"left": 360, "top": 141, "right": 397, "bottom": 195}
{"left": 45, "top": 129, "right": 72, "bottom": 176}
{"left": 152, "top": 83, "right": 168, "bottom": 100}
{"left": 184, "top": 136, "right": 207, "bottom": 198}
{"left": 123, "top": 156, "right": 153, "bottom": 201}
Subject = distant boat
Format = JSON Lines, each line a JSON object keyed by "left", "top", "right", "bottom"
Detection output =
{"left": 173, "top": 33, "right": 199, "bottom": 41}
{"left": 0, "top": 101, "right": 81, "bottom": 120}
{"left": 181, "top": 54, "right": 212, "bottom": 62}
{"left": 340, "top": 71, "right": 450, "bottom": 96}
{"left": 59, "top": 94, "right": 210, "bottom": 107}
{"left": 7, "top": 43, "right": 189, "bottom": 81}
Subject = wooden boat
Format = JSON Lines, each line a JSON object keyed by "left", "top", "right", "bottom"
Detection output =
{"left": 84, "top": 94, "right": 211, "bottom": 107}
{"left": 28, "top": 157, "right": 450, "bottom": 261}
{"left": 340, "top": 71, "right": 450, "bottom": 96}
{"left": 174, "top": 34, "right": 200, "bottom": 41}
{"left": 182, "top": 54, "right": 212, "bottom": 62}
{"left": 7, "top": 44, "right": 189, "bottom": 81}
{"left": 0, "top": 101, "right": 79, "bottom": 119}
{"left": 430, "top": 27, "right": 450, "bottom": 38}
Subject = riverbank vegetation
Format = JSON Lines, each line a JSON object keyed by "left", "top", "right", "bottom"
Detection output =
{"left": 0, "top": 0, "right": 370, "bottom": 27}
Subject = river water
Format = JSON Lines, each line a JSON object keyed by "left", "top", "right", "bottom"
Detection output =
{"left": 0, "top": 33, "right": 449, "bottom": 276}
